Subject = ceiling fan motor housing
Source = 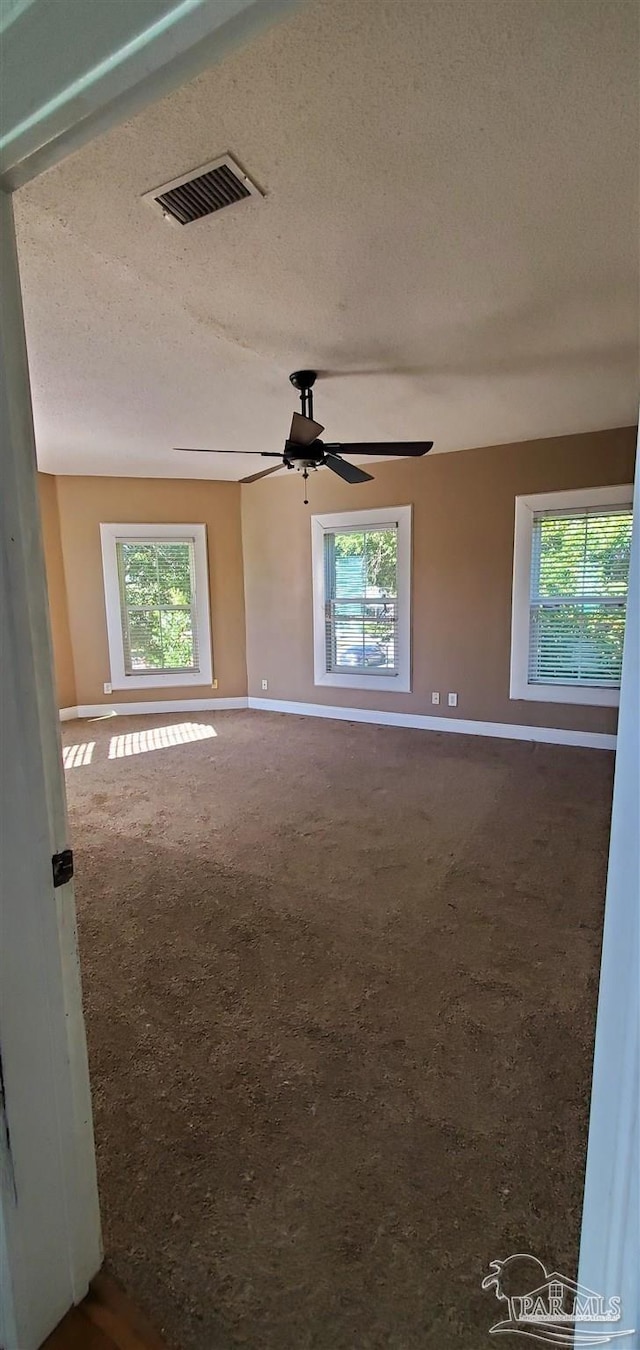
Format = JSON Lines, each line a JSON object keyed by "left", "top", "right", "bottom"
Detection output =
{"left": 284, "top": 438, "right": 324, "bottom": 470}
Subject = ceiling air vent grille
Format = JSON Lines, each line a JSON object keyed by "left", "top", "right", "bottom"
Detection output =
{"left": 143, "top": 155, "right": 263, "bottom": 225}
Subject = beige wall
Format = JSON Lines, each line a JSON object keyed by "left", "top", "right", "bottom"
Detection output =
{"left": 39, "top": 427, "right": 636, "bottom": 728}
{"left": 242, "top": 426, "right": 637, "bottom": 735}
{"left": 49, "top": 476, "right": 247, "bottom": 707}
{"left": 38, "top": 473, "right": 77, "bottom": 708}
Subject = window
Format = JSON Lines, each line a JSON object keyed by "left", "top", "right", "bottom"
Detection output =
{"left": 311, "top": 506, "right": 411, "bottom": 691}
{"left": 510, "top": 486, "right": 633, "bottom": 706}
{"left": 100, "top": 523, "right": 212, "bottom": 688}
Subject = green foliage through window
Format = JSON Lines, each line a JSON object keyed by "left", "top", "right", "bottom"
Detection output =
{"left": 117, "top": 540, "right": 198, "bottom": 673}
{"left": 325, "top": 527, "right": 398, "bottom": 672}
{"left": 529, "top": 507, "right": 632, "bottom": 687}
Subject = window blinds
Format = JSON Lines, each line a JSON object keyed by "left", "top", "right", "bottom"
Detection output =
{"left": 528, "top": 505, "right": 632, "bottom": 687}
{"left": 323, "top": 525, "right": 399, "bottom": 675}
{"left": 116, "top": 539, "right": 199, "bottom": 674}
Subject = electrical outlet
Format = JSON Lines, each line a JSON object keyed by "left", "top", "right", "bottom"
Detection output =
{"left": 448, "top": 692, "right": 458, "bottom": 707}
{"left": 103, "top": 682, "right": 112, "bottom": 695}
{"left": 431, "top": 692, "right": 440, "bottom": 705}
{"left": 211, "top": 678, "right": 218, "bottom": 689}
{"left": 261, "top": 679, "right": 268, "bottom": 691}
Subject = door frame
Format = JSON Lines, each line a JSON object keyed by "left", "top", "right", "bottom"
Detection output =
{"left": 0, "top": 188, "right": 101, "bottom": 1350}
{"left": 577, "top": 457, "right": 639, "bottom": 1338}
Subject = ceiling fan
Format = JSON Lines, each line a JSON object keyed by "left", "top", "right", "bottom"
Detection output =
{"left": 176, "top": 370, "right": 434, "bottom": 502}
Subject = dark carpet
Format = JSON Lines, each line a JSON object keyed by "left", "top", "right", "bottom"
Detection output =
{"left": 61, "top": 710, "right": 613, "bottom": 1349}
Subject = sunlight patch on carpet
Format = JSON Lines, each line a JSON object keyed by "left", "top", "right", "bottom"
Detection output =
{"left": 108, "top": 722, "right": 217, "bottom": 759}
{"left": 63, "top": 740, "right": 96, "bottom": 768}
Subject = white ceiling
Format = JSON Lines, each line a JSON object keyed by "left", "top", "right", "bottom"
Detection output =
{"left": 14, "top": 0, "right": 639, "bottom": 480}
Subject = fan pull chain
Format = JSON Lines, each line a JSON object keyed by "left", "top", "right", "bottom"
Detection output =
{"left": 303, "top": 467, "right": 309, "bottom": 504}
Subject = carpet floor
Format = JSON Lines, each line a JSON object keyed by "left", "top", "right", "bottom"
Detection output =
{"left": 62, "top": 710, "right": 614, "bottom": 1350}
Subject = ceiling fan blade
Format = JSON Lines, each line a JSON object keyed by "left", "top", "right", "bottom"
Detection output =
{"left": 240, "top": 463, "right": 286, "bottom": 484}
{"left": 289, "top": 412, "right": 325, "bottom": 446}
{"left": 324, "top": 441, "right": 433, "bottom": 457}
{"left": 176, "top": 448, "right": 282, "bottom": 456}
{"left": 324, "top": 453, "right": 374, "bottom": 484}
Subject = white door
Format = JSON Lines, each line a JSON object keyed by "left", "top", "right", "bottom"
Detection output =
{"left": 0, "top": 189, "right": 102, "bottom": 1350}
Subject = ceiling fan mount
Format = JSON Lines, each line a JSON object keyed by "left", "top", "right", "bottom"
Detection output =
{"left": 289, "top": 369, "right": 317, "bottom": 393}
{"left": 176, "top": 369, "right": 434, "bottom": 501}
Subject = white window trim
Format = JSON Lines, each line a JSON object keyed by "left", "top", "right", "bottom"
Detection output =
{"left": 510, "top": 485, "right": 633, "bottom": 707}
{"left": 311, "top": 505, "right": 412, "bottom": 692}
{"left": 100, "top": 522, "right": 213, "bottom": 689}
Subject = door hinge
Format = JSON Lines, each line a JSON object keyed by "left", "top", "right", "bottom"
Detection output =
{"left": 52, "top": 848, "right": 74, "bottom": 887}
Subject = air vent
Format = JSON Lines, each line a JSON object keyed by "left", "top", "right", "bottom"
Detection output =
{"left": 143, "top": 154, "right": 263, "bottom": 225}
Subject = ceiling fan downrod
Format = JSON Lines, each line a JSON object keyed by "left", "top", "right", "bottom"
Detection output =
{"left": 289, "top": 369, "right": 317, "bottom": 422}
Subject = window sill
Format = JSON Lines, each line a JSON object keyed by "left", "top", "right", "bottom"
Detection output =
{"left": 110, "top": 671, "right": 211, "bottom": 690}
{"left": 315, "top": 671, "right": 411, "bottom": 693}
{"left": 510, "top": 682, "right": 620, "bottom": 708}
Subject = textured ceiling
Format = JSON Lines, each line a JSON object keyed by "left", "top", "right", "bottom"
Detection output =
{"left": 14, "top": 0, "right": 639, "bottom": 480}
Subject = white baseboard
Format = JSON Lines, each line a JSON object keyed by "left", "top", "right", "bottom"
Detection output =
{"left": 58, "top": 694, "right": 616, "bottom": 750}
{"left": 59, "top": 697, "right": 248, "bottom": 721}
{"left": 247, "top": 696, "right": 617, "bottom": 750}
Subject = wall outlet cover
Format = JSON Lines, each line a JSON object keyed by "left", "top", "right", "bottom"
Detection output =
{"left": 431, "top": 692, "right": 440, "bottom": 705}
{"left": 103, "top": 682, "right": 112, "bottom": 695}
{"left": 211, "top": 678, "right": 218, "bottom": 689}
{"left": 261, "top": 679, "right": 268, "bottom": 690}
{"left": 448, "top": 692, "right": 458, "bottom": 707}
